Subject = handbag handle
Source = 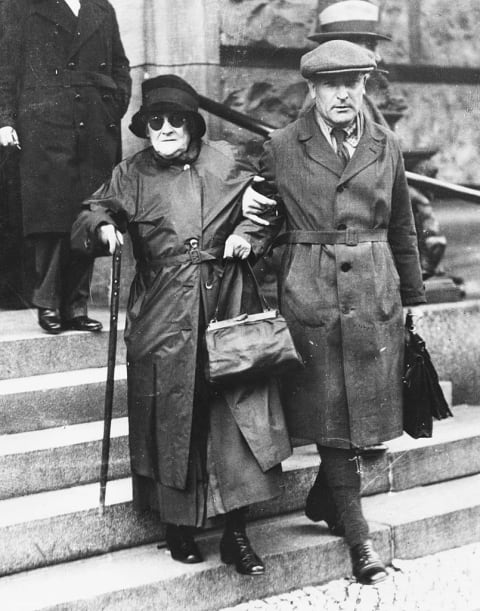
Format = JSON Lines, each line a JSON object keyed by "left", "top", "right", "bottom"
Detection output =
{"left": 212, "top": 259, "right": 272, "bottom": 322}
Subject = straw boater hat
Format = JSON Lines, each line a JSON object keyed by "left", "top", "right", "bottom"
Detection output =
{"left": 300, "top": 39, "right": 377, "bottom": 79}
{"left": 129, "top": 74, "right": 206, "bottom": 139}
{"left": 308, "top": 0, "right": 391, "bottom": 43}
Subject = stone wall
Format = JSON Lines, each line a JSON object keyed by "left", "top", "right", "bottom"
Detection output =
{"left": 218, "top": 0, "right": 480, "bottom": 184}
{"left": 108, "top": 0, "right": 480, "bottom": 182}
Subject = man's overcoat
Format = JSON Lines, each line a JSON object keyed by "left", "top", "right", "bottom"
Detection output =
{"left": 237, "top": 109, "right": 426, "bottom": 449}
{"left": 72, "top": 142, "right": 291, "bottom": 492}
{"left": 0, "top": 0, "right": 131, "bottom": 235}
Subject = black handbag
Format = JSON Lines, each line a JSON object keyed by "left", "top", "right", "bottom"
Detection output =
{"left": 204, "top": 260, "right": 303, "bottom": 385}
{"left": 403, "top": 311, "right": 453, "bottom": 438}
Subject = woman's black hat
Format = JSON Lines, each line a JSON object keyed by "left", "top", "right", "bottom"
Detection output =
{"left": 129, "top": 74, "right": 206, "bottom": 139}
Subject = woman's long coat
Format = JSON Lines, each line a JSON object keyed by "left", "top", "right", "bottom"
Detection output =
{"left": 0, "top": 0, "right": 131, "bottom": 235}
{"left": 72, "top": 141, "right": 291, "bottom": 491}
{"left": 236, "top": 109, "right": 426, "bottom": 449}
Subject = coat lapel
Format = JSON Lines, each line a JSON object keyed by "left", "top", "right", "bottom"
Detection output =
{"left": 338, "top": 116, "right": 386, "bottom": 186}
{"left": 31, "top": 0, "right": 76, "bottom": 35}
{"left": 68, "top": 0, "right": 108, "bottom": 59}
{"left": 298, "top": 109, "right": 345, "bottom": 178}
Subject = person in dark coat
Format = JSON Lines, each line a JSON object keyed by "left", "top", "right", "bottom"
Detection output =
{"left": 71, "top": 75, "right": 291, "bottom": 575}
{"left": 237, "top": 41, "right": 426, "bottom": 584}
{"left": 0, "top": 0, "right": 131, "bottom": 333}
{"left": 307, "top": 0, "right": 448, "bottom": 281}
{"left": 245, "top": 1, "right": 449, "bottom": 284}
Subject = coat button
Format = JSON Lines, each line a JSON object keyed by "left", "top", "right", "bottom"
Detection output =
{"left": 99, "top": 62, "right": 107, "bottom": 70}
{"left": 337, "top": 223, "right": 347, "bottom": 230}
{"left": 337, "top": 185, "right": 345, "bottom": 193}
{"left": 79, "top": 121, "right": 85, "bottom": 128}
{"left": 340, "top": 262, "right": 351, "bottom": 272}
{"left": 108, "top": 122, "right": 117, "bottom": 130}
{"left": 74, "top": 93, "right": 81, "bottom": 100}
{"left": 67, "top": 61, "right": 76, "bottom": 70}
{"left": 102, "top": 93, "right": 111, "bottom": 101}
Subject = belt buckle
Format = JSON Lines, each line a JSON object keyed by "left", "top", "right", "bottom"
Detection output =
{"left": 345, "top": 228, "right": 358, "bottom": 246}
{"left": 187, "top": 238, "right": 201, "bottom": 263}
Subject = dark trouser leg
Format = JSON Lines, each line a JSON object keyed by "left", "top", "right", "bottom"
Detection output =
{"left": 317, "top": 445, "right": 369, "bottom": 548}
{"left": 31, "top": 234, "right": 63, "bottom": 311}
{"left": 61, "top": 246, "right": 93, "bottom": 320}
{"left": 31, "top": 233, "right": 92, "bottom": 317}
{"left": 305, "top": 459, "right": 344, "bottom": 535}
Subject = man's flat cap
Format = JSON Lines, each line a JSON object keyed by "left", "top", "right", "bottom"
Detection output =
{"left": 300, "top": 40, "right": 376, "bottom": 78}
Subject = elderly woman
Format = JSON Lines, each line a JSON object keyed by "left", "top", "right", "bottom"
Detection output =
{"left": 71, "top": 75, "right": 291, "bottom": 575}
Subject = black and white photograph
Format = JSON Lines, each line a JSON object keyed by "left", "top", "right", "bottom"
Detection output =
{"left": 0, "top": 1, "right": 479, "bottom": 609}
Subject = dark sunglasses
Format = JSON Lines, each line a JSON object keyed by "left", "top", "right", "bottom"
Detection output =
{"left": 147, "top": 112, "right": 188, "bottom": 130}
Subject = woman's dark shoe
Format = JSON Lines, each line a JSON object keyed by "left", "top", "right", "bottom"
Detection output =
{"left": 305, "top": 466, "right": 345, "bottom": 536}
{"left": 165, "top": 524, "right": 203, "bottom": 564}
{"left": 220, "top": 529, "right": 265, "bottom": 576}
{"left": 38, "top": 308, "right": 62, "bottom": 334}
{"left": 63, "top": 316, "right": 103, "bottom": 332}
{"left": 350, "top": 539, "right": 388, "bottom": 585}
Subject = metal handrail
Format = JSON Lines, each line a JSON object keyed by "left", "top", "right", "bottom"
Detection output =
{"left": 198, "top": 94, "right": 480, "bottom": 204}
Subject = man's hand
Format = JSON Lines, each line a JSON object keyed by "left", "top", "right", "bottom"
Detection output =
{"left": 98, "top": 224, "right": 124, "bottom": 255}
{"left": 242, "top": 176, "right": 277, "bottom": 226}
{"left": 0, "top": 126, "right": 20, "bottom": 149}
{"left": 223, "top": 234, "right": 252, "bottom": 260}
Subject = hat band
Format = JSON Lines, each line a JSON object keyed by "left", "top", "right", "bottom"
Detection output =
{"left": 143, "top": 87, "right": 198, "bottom": 113}
{"left": 321, "top": 19, "right": 380, "bottom": 34}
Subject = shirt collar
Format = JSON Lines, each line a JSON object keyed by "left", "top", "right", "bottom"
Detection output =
{"left": 314, "top": 111, "right": 363, "bottom": 149}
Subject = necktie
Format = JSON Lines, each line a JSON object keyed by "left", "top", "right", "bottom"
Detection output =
{"left": 331, "top": 128, "right": 350, "bottom": 168}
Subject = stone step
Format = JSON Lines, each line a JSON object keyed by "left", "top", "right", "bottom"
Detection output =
{"left": 0, "top": 446, "right": 319, "bottom": 576}
{"left": 0, "top": 365, "right": 128, "bottom": 434}
{"left": 361, "top": 402, "right": 480, "bottom": 494}
{"left": 1, "top": 405, "right": 480, "bottom": 576}
{"left": 0, "top": 348, "right": 451, "bottom": 436}
{"left": 0, "top": 417, "right": 130, "bottom": 499}
{"left": 1, "top": 473, "right": 480, "bottom": 611}
{"left": 3, "top": 396, "right": 476, "bottom": 504}
{"left": 0, "top": 308, "right": 126, "bottom": 380}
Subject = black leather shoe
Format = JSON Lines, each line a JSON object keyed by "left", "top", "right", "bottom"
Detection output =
{"left": 351, "top": 539, "right": 388, "bottom": 585}
{"left": 38, "top": 308, "right": 62, "bottom": 334}
{"left": 220, "top": 529, "right": 265, "bottom": 575}
{"left": 165, "top": 525, "right": 203, "bottom": 564}
{"left": 63, "top": 316, "right": 103, "bottom": 332}
{"left": 305, "top": 466, "right": 345, "bottom": 537}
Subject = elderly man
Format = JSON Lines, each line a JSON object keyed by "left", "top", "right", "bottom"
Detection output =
{"left": 247, "top": 0, "right": 448, "bottom": 282}
{"left": 237, "top": 40, "right": 425, "bottom": 584}
{"left": 308, "top": 0, "right": 447, "bottom": 280}
{"left": 0, "top": 0, "right": 131, "bottom": 333}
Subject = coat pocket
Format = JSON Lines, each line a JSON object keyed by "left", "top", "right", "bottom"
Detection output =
{"left": 280, "top": 244, "right": 329, "bottom": 327}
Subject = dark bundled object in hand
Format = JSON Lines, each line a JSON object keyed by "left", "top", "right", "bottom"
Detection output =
{"left": 403, "top": 311, "right": 453, "bottom": 438}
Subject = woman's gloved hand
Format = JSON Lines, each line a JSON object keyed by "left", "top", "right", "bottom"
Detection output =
{"left": 223, "top": 234, "right": 252, "bottom": 260}
{"left": 98, "top": 223, "right": 124, "bottom": 255}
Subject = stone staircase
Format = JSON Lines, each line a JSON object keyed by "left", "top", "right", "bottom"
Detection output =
{"left": 1, "top": 307, "right": 480, "bottom": 610}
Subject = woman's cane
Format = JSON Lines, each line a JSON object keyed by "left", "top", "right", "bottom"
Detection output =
{"left": 99, "top": 244, "right": 122, "bottom": 515}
